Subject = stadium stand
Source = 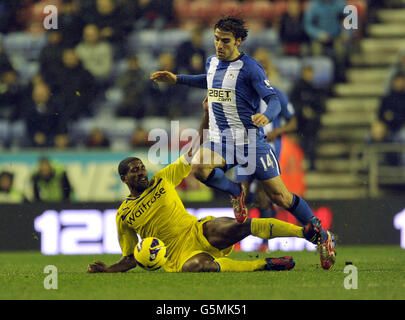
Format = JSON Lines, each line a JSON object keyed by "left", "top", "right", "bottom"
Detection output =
{"left": 314, "top": 0, "right": 405, "bottom": 198}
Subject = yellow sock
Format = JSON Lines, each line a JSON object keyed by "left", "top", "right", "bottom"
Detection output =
{"left": 250, "top": 218, "right": 304, "bottom": 239}
{"left": 214, "top": 257, "right": 266, "bottom": 272}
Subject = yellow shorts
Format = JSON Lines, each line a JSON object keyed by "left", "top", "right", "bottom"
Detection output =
{"left": 164, "top": 216, "right": 234, "bottom": 272}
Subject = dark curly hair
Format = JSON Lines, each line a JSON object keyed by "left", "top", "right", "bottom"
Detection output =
{"left": 118, "top": 157, "right": 141, "bottom": 177}
{"left": 214, "top": 16, "right": 248, "bottom": 42}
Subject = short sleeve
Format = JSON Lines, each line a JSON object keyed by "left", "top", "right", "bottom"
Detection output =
{"left": 249, "top": 62, "right": 277, "bottom": 99}
{"left": 118, "top": 224, "right": 139, "bottom": 257}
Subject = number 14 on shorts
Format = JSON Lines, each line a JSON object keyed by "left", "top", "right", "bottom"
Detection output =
{"left": 260, "top": 154, "right": 274, "bottom": 171}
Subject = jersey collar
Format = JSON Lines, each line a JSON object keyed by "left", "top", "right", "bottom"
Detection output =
{"left": 220, "top": 52, "right": 244, "bottom": 64}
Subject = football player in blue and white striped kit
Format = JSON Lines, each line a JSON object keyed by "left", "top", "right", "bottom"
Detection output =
{"left": 151, "top": 16, "right": 335, "bottom": 269}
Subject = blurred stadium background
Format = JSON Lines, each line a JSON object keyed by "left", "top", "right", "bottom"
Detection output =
{"left": 0, "top": 0, "right": 404, "bottom": 255}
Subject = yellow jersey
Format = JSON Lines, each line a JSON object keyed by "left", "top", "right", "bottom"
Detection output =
{"left": 116, "top": 155, "right": 198, "bottom": 270}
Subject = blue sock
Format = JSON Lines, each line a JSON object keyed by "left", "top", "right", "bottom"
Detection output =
{"left": 288, "top": 194, "right": 327, "bottom": 241}
{"left": 203, "top": 168, "right": 241, "bottom": 197}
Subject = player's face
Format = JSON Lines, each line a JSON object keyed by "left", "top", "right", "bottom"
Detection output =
{"left": 123, "top": 160, "right": 149, "bottom": 192}
{"left": 214, "top": 29, "right": 242, "bottom": 61}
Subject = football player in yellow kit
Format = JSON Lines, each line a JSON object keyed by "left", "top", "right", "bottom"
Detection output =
{"left": 87, "top": 100, "right": 321, "bottom": 273}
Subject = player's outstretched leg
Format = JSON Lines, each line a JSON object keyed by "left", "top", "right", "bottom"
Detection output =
{"left": 204, "top": 217, "right": 307, "bottom": 250}
{"left": 203, "top": 216, "right": 321, "bottom": 249}
{"left": 181, "top": 216, "right": 328, "bottom": 273}
{"left": 261, "top": 176, "right": 336, "bottom": 270}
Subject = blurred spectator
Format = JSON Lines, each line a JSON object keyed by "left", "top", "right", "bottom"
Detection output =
{"left": 3, "top": 1, "right": 42, "bottom": 32}
{"left": 39, "top": 30, "right": 65, "bottom": 85}
{"left": 116, "top": 55, "right": 149, "bottom": 119}
{"left": 0, "top": 70, "right": 24, "bottom": 121}
{"left": 289, "top": 65, "right": 326, "bottom": 171}
{"left": 76, "top": 24, "right": 113, "bottom": 83}
{"left": 83, "top": 0, "right": 130, "bottom": 46}
{"left": 304, "top": 0, "right": 350, "bottom": 82}
{"left": 50, "top": 48, "right": 98, "bottom": 120}
{"left": 27, "top": 0, "right": 62, "bottom": 28}
{"left": 175, "top": 27, "right": 206, "bottom": 75}
{"left": 85, "top": 127, "right": 111, "bottom": 148}
{"left": 0, "top": 171, "right": 27, "bottom": 203}
{"left": 8, "top": 74, "right": 46, "bottom": 122}
{"left": 369, "top": 72, "right": 405, "bottom": 166}
{"left": 0, "top": 42, "right": 19, "bottom": 120}
{"left": 279, "top": 0, "right": 309, "bottom": 56}
{"left": 54, "top": 133, "right": 72, "bottom": 150}
{"left": 134, "top": 0, "right": 175, "bottom": 30}
{"left": 22, "top": 21, "right": 48, "bottom": 61}
{"left": 59, "top": 0, "right": 85, "bottom": 48}
{"left": 31, "top": 157, "right": 72, "bottom": 202}
{"left": 148, "top": 52, "right": 187, "bottom": 118}
{"left": 130, "top": 127, "right": 153, "bottom": 148}
{"left": 23, "top": 82, "right": 66, "bottom": 148}
{"left": 385, "top": 50, "right": 405, "bottom": 94}
{"left": 378, "top": 73, "right": 405, "bottom": 139}
{"left": 304, "top": 0, "right": 347, "bottom": 47}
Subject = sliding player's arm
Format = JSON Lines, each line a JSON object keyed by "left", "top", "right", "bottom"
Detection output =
{"left": 87, "top": 223, "right": 139, "bottom": 273}
{"left": 158, "top": 96, "right": 209, "bottom": 185}
{"left": 150, "top": 71, "right": 207, "bottom": 89}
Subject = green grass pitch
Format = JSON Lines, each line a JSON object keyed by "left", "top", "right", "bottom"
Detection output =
{"left": 1, "top": 246, "right": 404, "bottom": 300}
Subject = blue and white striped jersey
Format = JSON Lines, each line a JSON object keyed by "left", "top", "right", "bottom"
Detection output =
{"left": 205, "top": 53, "right": 277, "bottom": 145}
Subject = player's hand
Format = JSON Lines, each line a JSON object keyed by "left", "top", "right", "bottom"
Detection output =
{"left": 150, "top": 71, "right": 177, "bottom": 84}
{"left": 87, "top": 261, "right": 108, "bottom": 273}
{"left": 202, "top": 96, "right": 209, "bottom": 112}
{"left": 251, "top": 113, "right": 270, "bottom": 127}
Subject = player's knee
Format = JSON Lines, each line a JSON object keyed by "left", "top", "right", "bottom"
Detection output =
{"left": 182, "top": 260, "right": 217, "bottom": 273}
{"left": 182, "top": 259, "right": 201, "bottom": 272}
{"left": 201, "top": 260, "right": 219, "bottom": 272}
{"left": 182, "top": 255, "right": 218, "bottom": 272}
